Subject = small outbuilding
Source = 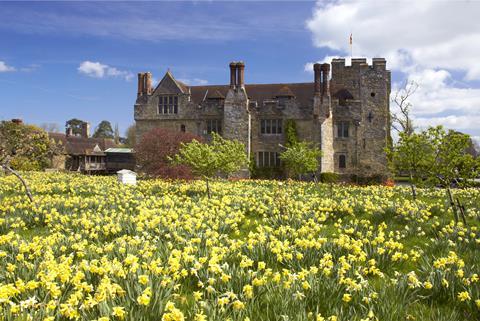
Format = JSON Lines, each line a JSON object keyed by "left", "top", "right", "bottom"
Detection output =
{"left": 117, "top": 169, "right": 137, "bottom": 185}
{"left": 105, "top": 148, "right": 136, "bottom": 173}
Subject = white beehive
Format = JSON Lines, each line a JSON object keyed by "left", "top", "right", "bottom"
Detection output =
{"left": 117, "top": 169, "right": 137, "bottom": 185}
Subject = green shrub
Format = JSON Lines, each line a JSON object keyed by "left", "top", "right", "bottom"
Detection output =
{"left": 320, "top": 172, "right": 339, "bottom": 183}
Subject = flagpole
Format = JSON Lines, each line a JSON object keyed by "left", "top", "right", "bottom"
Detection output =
{"left": 350, "top": 32, "right": 353, "bottom": 58}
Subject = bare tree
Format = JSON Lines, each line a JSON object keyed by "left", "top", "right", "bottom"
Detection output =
{"left": 40, "top": 122, "right": 61, "bottom": 133}
{"left": 0, "top": 134, "right": 34, "bottom": 202}
{"left": 391, "top": 80, "right": 418, "bottom": 136}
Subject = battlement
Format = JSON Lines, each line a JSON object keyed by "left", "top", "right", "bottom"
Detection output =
{"left": 331, "top": 57, "right": 387, "bottom": 74}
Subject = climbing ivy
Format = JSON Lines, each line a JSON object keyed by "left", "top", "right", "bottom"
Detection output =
{"left": 284, "top": 119, "right": 298, "bottom": 147}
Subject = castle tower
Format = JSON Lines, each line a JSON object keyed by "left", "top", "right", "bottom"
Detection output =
{"left": 223, "top": 61, "right": 251, "bottom": 178}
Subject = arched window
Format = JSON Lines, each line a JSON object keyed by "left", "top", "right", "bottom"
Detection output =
{"left": 334, "top": 89, "right": 354, "bottom": 106}
{"left": 180, "top": 124, "right": 186, "bottom": 132}
{"left": 339, "top": 154, "right": 346, "bottom": 169}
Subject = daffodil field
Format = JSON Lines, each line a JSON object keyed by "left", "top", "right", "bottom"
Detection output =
{"left": 1, "top": 172, "right": 479, "bottom": 321}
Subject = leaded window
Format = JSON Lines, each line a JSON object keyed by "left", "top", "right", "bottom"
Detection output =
{"left": 260, "top": 119, "right": 282, "bottom": 135}
{"left": 206, "top": 120, "right": 222, "bottom": 134}
{"left": 257, "top": 151, "right": 281, "bottom": 167}
{"left": 158, "top": 95, "right": 178, "bottom": 114}
{"left": 339, "top": 154, "right": 346, "bottom": 169}
{"left": 337, "top": 122, "right": 349, "bottom": 138}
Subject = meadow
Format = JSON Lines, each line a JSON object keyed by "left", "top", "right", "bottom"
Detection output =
{"left": 0, "top": 172, "right": 479, "bottom": 321}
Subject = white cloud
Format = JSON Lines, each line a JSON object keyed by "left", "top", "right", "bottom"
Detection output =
{"left": 390, "top": 68, "right": 480, "bottom": 135}
{"left": 0, "top": 61, "right": 15, "bottom": 72}
{"left": 306, "top": 0, "right": 480, "bottom": 138}
{"left": 177, "top": 78, "right": 209, "bottom": 86}
{"left": 78, "top": 61, "right": 133, "bottom": 81}
{"left": 306, "top": 0, "right": 480, "bottom": 78}
{"left": 20, "top": 64, "right": 40, "bottom": 72}
{"left": 304, "top": 56, "right": 357, "bottom": 73}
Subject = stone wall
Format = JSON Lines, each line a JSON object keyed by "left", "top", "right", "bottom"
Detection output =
{"left": 134, "top": 58, "right": 391, "bottom": 181}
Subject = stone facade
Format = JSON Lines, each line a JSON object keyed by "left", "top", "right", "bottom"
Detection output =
{"left": 134, "top": 58, "right": 391, "bottom": 180}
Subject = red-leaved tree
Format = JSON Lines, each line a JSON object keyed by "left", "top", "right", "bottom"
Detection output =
{"left": 135, "top": 128, "right": 201, "bottom": 179}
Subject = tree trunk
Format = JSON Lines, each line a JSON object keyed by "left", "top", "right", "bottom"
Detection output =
{"left": 456, "top": 198, "right": 468, "bottom": 226}
{"left": 409, "top": 172, "right": 417, "bottom": 201}
{"left": 446, "top": 188, "right": 458, "bottom": 224}
{"left": 3, "top": 165, "right": 34, "bottom": 202}
{"left": 205, "top": 177, "right": 211, "bottom": 199}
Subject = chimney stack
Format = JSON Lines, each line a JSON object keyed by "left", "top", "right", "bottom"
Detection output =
{"left": 66, "top": 127, "right": 73, "bottom": 137}
{"left": 81, "top": 122, "right": 90, "bottom": 138}
{"left": 320, "top": 63, "right": 330, "bottom": 98}
{"left": 145, "top": 72, "right": 152, "bottom": 95}
{"left": 229, "top": 62, "right": 237, "bottom": 89}
{"left": 236, "top": 62, "right": 245, "bottom": 89}
{"left": 137, "top": 73, "right": 145, "bottom": 97}
{"left": 314, "top": 63, "right": 322, "bottom": 94}
{"left": 11, "top": 119, "right": 23, "bottom": 125}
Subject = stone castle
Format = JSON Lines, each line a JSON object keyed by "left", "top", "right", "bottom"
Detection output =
{"left": 134, "top": 58, "right": 391, "bottom": 180}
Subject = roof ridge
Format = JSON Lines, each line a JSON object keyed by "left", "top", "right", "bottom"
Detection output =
{"left": 188, "top": 82, "right": 314, "bottom": 88}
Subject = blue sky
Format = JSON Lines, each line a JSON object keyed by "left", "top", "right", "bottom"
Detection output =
{"left": 1, "top": 1, "right": 479, "bottom": 141}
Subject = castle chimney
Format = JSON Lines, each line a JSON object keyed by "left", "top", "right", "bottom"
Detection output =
{"left": 81, "top": 122, "right": 90, "bottom": 138}
{"left": 236, "top": 62, "right": 245, "bottom": 89}
{"left": 229, "top": 62, "right": 237, "bottom": 89}
{"left": 313, "top": 63, "right": 322, "bottom": 94}
{"left": 320, "top": 63, "right": 330, "bottom": 97}
{"left": 145, "top": 72, "right": 153, "bottom": 95}
{"left": 66, "top": 127, "right": 73, "bottom": 137}
{"left": 11, "top": 119, "right": 23, "bottom": 125}
{"left": 137, "top": 73, "right": 145, "bottom": 97}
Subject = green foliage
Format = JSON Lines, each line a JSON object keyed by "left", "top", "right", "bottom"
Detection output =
{"left": 284, "top": 119, "right": 298, "bottom": 147}
{"left": 0, "top": 121, "right": 60, "bottom": 171}
{"left": 65, "top": 118, "right": 86, "bottom": 136}
{"left": 320, "top": 172, "right": 339, "bottom": 183}
{"left": 425, "top": 126, "right": 479, "bottom": 187}
{"left": 125, "top": 124, "right": 137, "bottom": 148}
{"left": 172, "top": 133, "right": 248, "bottom": 179}
{"left": 391, "top": 126, "right": 479, "bottom": 187}
{"left": 280, "top": 141, "right": 322, "bottom": 179}
{"left": 93, "top": 120, "right": 114, "bottom": 139}
{"left": 390, "top": 130, "right": 434, "bottom": 185}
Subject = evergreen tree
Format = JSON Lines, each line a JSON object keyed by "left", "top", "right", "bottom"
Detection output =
{"left": 93, "top": 120, "right": 114, "bottom": 139}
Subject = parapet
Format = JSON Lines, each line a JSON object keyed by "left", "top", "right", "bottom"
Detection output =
{"left": 351, "top": 58, "right": 368, "bottom": 69}
{"left": 372, "top": 58, "right": 387, "bottom": 70}
{"left": 331, "top": 57, "right": 387, "bottom": 75}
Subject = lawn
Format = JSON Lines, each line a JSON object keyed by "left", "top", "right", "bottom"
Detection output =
{"left": 0, "top": 172, "right": 479, "bottom": 321}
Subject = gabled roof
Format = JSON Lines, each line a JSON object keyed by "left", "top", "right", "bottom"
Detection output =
{"left": 274, "top": 85, "right": 295, "bottom": 98}
{"left": 49, "top": 133, "right": 117, "bottom": 155}
{"left": 207, "top": 89, "right": 225, "bottom": 100}
{"left": 153, "top": 70, "right": 187, "bottom": 94}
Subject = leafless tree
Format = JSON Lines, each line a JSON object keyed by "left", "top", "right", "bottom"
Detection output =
{"left": 40, "top": 122, "right": 61, "bottom": 133}
{"left": 391, "top": 80, "right": 418, "bottom": 136}
{"left": 0, "top": 135, "right": 34, "bottom": 202}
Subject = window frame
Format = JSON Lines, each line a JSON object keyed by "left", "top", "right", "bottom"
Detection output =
{"left": 260, "top": 119, "right": 283, "bottom": 135}
{"left": 339, "top": 154, "right": 347, "bottom": 169}
{"left": 206, "top": 119, "right": 222, "bottom": 134}
{"left": 257, "top": 151, "right": 281, "bottom": 168}
{"left": 337, "top": 121, "right": 349, "bottom": 138}
{"left": 158, "top": 94, "right": 179, "bottom": 115}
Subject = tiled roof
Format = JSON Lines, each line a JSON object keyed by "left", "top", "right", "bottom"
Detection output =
{"left": 105, "top": 148, "right": 134, "bottom": 153}
{"left": 274, "top": 86, "right": 295, "bottom": 97}
{"left": 189, "top": 82, "right": 315, "bottom": 107}
{"left": 49, "top": 133, "right": 117, "bottom": 155}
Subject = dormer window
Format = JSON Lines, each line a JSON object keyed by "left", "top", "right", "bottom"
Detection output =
{"left": 158, "top": 95, "right": 178, "bottom": 114}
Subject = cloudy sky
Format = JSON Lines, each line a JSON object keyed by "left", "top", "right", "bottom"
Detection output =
{"left": 0, "top": 0, "right": 479, "bottom": 141}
